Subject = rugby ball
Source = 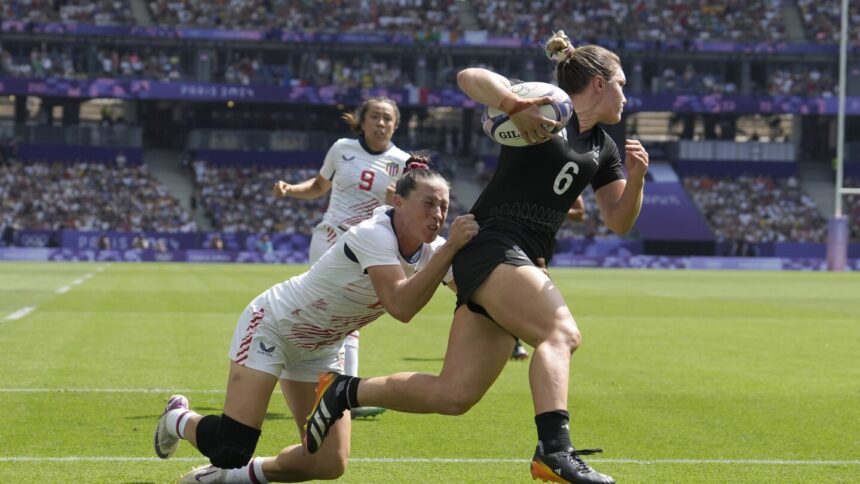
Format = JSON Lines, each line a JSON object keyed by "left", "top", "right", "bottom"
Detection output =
{"left": 482, "top": 82, "right": 573, "bottom": 147}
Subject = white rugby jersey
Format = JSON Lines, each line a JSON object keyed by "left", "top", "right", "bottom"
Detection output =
{"left": 319, "top": 138, "right": 411, "bottom": 229}
{"left": 264, "top": 207, "right": 453, "bottom": 351}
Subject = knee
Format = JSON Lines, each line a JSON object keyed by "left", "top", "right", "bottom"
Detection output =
{"left": 313, "top": 455, "right": 348, "bottom": 479}
{"left": 196, "top": 414, "right": 262, "bottom": 469}
{"left": 545, "top": 321, "right": 582, "bottom": 355}
{"left": 436, "top": 389, "right": 481, "bottom": 416}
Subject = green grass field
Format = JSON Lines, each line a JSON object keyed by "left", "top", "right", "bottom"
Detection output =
{"left": 0, "top": 262, "right": 858, "bottom": 483}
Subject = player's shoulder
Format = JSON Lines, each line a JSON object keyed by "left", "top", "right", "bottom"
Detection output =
{"left": 386, "top": 144, "right": 411, "bottom": 162}
{"left": 349, "top": 207, "right": 396, "bottom": 241}
{"left": 329, "top": 138, "right": 361, "bottom": 153}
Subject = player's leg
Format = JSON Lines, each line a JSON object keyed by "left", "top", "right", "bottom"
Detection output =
{"left": 304, "top": 306, "right": 513, "bottom": 453}
{"left": 344, "top": 331, "right": 386, "bottom": 419}
{"left": 162, "top": 302, "right": 279, "bottom": 472}
{"left": 258, "top": 378, "right": 352, "bottom": 481}
{"left": 471, "top": 263, "right": 614, "bottom": 484}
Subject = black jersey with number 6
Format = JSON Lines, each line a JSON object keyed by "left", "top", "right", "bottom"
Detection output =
{"left": 470, "top": 112, "right": 625, "bottom": 260}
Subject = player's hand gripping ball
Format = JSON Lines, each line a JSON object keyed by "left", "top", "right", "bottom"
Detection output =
{"left": 482, "top": 82, "right": 572, "bottom": 147}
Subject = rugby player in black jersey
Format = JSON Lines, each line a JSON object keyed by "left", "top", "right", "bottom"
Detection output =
{"left": 306, "top": 30, "right": 649, "bottom": 484}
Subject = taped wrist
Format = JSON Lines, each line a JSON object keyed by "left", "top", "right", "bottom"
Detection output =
{"left": 499, "top": 95, "right": 530, "bottom": 116}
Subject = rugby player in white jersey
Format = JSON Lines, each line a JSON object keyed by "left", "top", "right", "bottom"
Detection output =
{"left": 155, "top": 163, "right": 478, "bottom": 483}
{"left": 272, "top": 97, "right": 409, "bottom": 418}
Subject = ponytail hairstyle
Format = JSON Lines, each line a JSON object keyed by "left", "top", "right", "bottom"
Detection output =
{"left": 395, "top": 152, "right": 448, "bottom": 198}
{"left": 545, "top": 30, "right": 621, "bottom": 95}
{"left": 340, "top": 96, "right": 401, "bottom": 134}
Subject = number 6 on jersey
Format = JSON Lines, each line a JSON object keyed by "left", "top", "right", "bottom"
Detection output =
{"left": 553, "top": 161, "right": 579, "bottom": 195}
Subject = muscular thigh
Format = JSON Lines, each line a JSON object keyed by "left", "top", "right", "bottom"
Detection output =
{"left": 223, "top": 361, "right": 279, "bottom": 429}
{"left": 279, "top": 379, "right": 318, "bottom": 436}
{"left": 280, "top": 378, "right": 351, "bottom": 450}
{"left": 472, "top": 263, "right": 576, "bottom": 347}
{"left": 437, "top": 305, "right": 513, "bottom": 401}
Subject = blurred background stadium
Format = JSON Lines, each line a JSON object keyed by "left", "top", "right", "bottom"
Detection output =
{"left": 0, "top": 0, "right": 858, "bottom": 268}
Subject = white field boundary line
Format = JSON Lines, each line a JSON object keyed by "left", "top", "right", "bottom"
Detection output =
{"left": 3, "top": 271, "right": 98, "bottom": 323}
{"left": 2, "top": 307, "right": 35, "bottom": 322}
{"left": 0, "top": 456, "right": 858, "bottom": 466}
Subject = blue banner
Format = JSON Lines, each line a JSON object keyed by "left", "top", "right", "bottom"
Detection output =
{"left": 3, "top": 76, "right": 859, "bottom": 114}
{"left": 635, "top": 182, "right": 714, "bottom": 241}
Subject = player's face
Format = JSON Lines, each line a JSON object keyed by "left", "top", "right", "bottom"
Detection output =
{"left": 596, "top": 67, "right": 627, "bottom": 125}
{"left": 397, "top": 177, "right": 450, "bottom": 244}
{"left": 361, "top": 101, "right": 398, "bottom": 151}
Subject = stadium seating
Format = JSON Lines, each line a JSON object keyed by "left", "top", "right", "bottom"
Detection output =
{"left": 683, "top": 174, "right": 828, "bottom": 254}
{"left": 0, "top": 160, "right": 195, "bottom": 232}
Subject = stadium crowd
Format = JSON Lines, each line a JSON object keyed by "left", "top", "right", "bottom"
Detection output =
{"left": 0, "top": 160, "right": 195, "bottom": 232}
{"left": 0, "top": 46, "right": 185, "bottom": 81}
{"left": 145, "top": 0, "right": 459, "bottom": 33}
{"left": 192, "top": 161, "right": 324, "bottom": 235}
{"left": 191, "top": 160, "right": 465, "bottom": 235}
{"left": 4, "top": 0, "right": 856, "bottom": 46}
{"left": 683, "top": 174, "right": 828, "bottom": 254}
{"left": 1, "top": 0, "right": 134, "bottom": 25}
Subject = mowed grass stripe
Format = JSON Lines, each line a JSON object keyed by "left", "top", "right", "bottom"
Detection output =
{"left": 0, "top": 263, "right": 857, "bottom": 483}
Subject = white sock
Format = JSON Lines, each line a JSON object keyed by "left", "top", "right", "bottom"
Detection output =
{"left": 164, "top": 409, "right": 197, "bottom": 439}
{"left": 225, "top": 457, "right": 269, "bottom": 484}
{"left": 343, "top": 331, "right": 359, "bottom": 377}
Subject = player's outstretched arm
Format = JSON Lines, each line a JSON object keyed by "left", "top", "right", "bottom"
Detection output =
{"left": 272, "top": 174, "right": 332, "bottom": 200}
{"left": 366, "top": 214, "right": 478, "bottom": 322}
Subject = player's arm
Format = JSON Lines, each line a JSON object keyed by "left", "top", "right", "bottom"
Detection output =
{"left": 594, "top": 140, "right": 649, "bottom": 234}
{"left": 366, "top": 215, "right": 477, "bottom": 323}
{"left": 272, "top": 174, "right": 332, "bottom": 200}
{"left": 456, "top": 68, "right": 560, "bottom": 144}
{"left": 567, "top": 195, "right": 586, "bottom": 221}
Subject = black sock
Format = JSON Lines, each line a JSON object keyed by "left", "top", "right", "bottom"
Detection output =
{"left": 535, "top": 410, "right": 572, "bottom": 454}
{"left": 337, "top": 376, "right": 362, "bottom": 409}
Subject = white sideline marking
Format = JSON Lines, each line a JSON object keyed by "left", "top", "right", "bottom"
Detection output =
{"left": 0, "top": 456, "right": 857, "bottom": 466}
{"left": 72, "top": 278, "right": 84, "bottom": 285}
{"left": 0, "top": 388, "right": 223, "bottom": 394}
{"left": 55, "top": 286, "right": 70, "bottom": 294}
{"left": 3, "top": 307, "right": 35, "bottom": 322}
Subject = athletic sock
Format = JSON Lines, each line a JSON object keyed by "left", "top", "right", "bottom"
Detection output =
{"left": 225, "top": 457, "right": 269, "bottom": 484}
{"left": 165, "top": 408, "right": 197, "bottom": 439}
{"left": 334, "top": 375, "right": 362, "bottom": 409}
{"left": 535, "top": 410, "right": 572, "bottom": 454}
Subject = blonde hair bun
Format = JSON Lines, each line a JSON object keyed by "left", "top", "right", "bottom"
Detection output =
{"left": 545, "top": 30, "right": 575, "bottom": 63}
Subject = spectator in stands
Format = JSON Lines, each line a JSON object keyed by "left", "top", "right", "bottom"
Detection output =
{"left": 97, "top": 234, "right": 111, "bottom": 250}
{"left": 210, "top": 235, "right": 225, "bottom": 251}
{"left": 256, "top": 234, "right": 273, "bottom": 253}
{"left": 0, "top": 160, "right": 195, "bottom": 234}
{"left": 683, "top": 174, "right": 828, "bottom": 252}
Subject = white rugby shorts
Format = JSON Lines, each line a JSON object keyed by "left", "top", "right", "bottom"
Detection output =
{"left": 228, "top": 296, "right": 344, "bottom": 382}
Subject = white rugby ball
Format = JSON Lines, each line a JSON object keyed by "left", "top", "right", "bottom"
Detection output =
{"left": 482, "top": 82, "right": 573, "bottom": 147}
